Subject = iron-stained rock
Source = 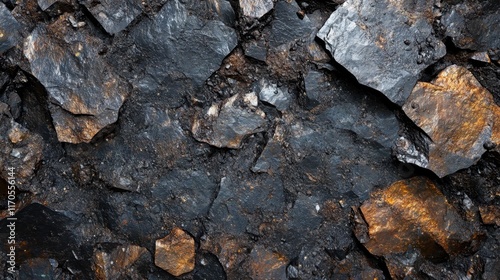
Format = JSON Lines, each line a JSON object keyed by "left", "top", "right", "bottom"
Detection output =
{"left": 442, "top": 2, "right": 500, "bottom": 51}
{"left": 254, "top": 79, "right": 291, "bottom": 111}
{"left": 270, "top": 0, "right": 315, "bottom": 48}
{"left": 82, "top": 0, "right": 142, "bottom": 35}
{"left": 192, "top": 93, "right": 267, "bottom": 149}
{"left": 0, "top": 2, "right": 21, "bottom": 54}
{"left": 239, "top": 0, "right": 273, "bottom": 19}
{"left": 400, "top": 65, "right": 500, "bottom": 177}
{"left": 479, "top": 205, "right": 500, "bottom": 226}
{"left": 94, "top": 244, "right": 149, "bottom": 280}
{"left": 357, "top": 177, "right": 482, "bottom": 260}
{"left": 471, "top": 52, "right": 491, "bottom": 64}
{"left": 0, "top": 117, "right": 43, "bottom": 183}
{"left": 131, "top": 0, "right": 237, "bottom": 89}
{"left": 23, "top": 16, "right": 128, "bottom": 143}
{"left": 317, "top": 0, "right": 446, "bottom": 105}
{"left": 245, "top": 245, "right": 288, "bottom": 280}
{"left": 155, "top": 227, "right": 195, "bottom": 277}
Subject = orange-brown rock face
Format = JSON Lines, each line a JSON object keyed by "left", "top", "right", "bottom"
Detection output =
{"left": 479, "top": 205, "right": 500, "bottom": 226}
{"left": 402, "top": 65, "right": 500, "bottom": 177}
{"left": 154, "top": 227, "right": 195, "bottom": 277}
{"left": 358, "top": 177, "right": 482, "bottom": 260}
{"left": 94, "top": 244, "right": 149, "bottom": 280}
{"left": 245, "top": 245, "right": 288, "bottom": 280}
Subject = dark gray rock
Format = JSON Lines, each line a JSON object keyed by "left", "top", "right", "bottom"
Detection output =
{"left": 37, "top": 0, "right": 73, "bottom": 11}
{"left": 130, "top": 0, "right": 237, "bottom": 89}
{"left": 0, "top": 2, "right": 21, "bottom": 54}
{"left": 82, "top": 0, "right": 142, "bottom": 35}
{"left": 442, "top": 2, "right": 500, "bottom": 51}
{"left": 317, "top": 0, "right": 446, "bottom": 105}
{"left": 270, "top": 0, "right": 315, "bottom": 48}
{"left": 239, "top": 0, "right": 274, "bottom": 19}
{"left": 252, "top": 124, "right": 285, "bottom": 174}
{"left": 23, "top": 16, "right": 128, "bottom": 143}
{"left": 208, "top": 175, "right": 285, "bottom": 235}
{"left": 244, "top": 40, "right": 268, "bottom": 62}
{"left": 254, "top": 79, "right": 291, "bottom": 111}
{"left": 153, "top": 170, "right": 218, "bottom": 220}
{"left": 192, "top": 93, "right": 267, "bottom": 149}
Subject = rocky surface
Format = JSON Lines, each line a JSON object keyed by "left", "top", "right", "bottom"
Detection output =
{"left": 1, "top": 0, "right": 499, "bottom": 279}
{"left": 317, "top": 0, "right": 446, "bottom": 104}
{"left": 399, "top": 65, "right": 500, "bottom": 177}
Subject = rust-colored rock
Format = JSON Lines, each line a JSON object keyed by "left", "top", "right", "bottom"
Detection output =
{"left": 94, "top": 244, "right": 149, "bottom": 280}
{"left": 358, "top": 177, "right": 482, "bottom": 260}
{"left": 245, "top": 245, "right": 288, "bottom": 280}
{"left": 401, "top": 65, "right": 500, "bottom": 177}
{"left": 479, "top": 205, "right": 500, "bottom": 226}
{"left": 155, "top": 227, "right": 195, "bottom": 276}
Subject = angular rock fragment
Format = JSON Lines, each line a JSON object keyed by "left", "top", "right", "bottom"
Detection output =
{"left": 244, "top": 40, "right": 268, "bottom": 62}
{"left": 254, "top": 79, "right": 291, "bottom": 111}
{"left": 471, "top": 52, "right": 491, "bottom": 64}
{"left": 82, "top": 0, "right": 142, "bottom": 35}
{"left": 155, "top": 227, "right": 195, "bottom": 277}
{"left": 357, "top": 177, "right": 482, "bottom": 260}
{"left": 239, "top": 0, "right": 273, "bottom": 19}
{"left": 270, "top": 0, "right": 315, "bottom": 48}
{"left": 317, "top": 0, "right": 446, "bottom": 104}
{"left": 252, "top": 124, "right": 285, "bottom": 173}
{"left": 192, "top": 93, "right": 267, "bottom": 149}
{"left": 131, "top": 0, "right": 237, "bottom": 89}
{"left": 0, "top": 117, "right": 43, "bottom": 184}
{"left": 23, "top": 16, "right": 128, "bottom": 143}
{"left": 245, "top": 245, "right": 288, "bottom": 280}
{"left": 442, "top": 2, "right": 500, "bottom": 51}
{"left": 94, "top": 244, "right": 149, "bottom": 280}
{"left": 400, "top": 65, "right": 500, "bottom": 177}
{"left": 0, "top": 2, "right": 22, "bottom": 54}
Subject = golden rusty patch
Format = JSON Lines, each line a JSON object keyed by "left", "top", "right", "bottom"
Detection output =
{"left": 360, "top": 177, "right": 480, "bottom": 258}
{"left": 155, "top": 227, "right": 195, "bottom": 277}
{"left": 403, "top": 65, "right": 500, "bottom": 177}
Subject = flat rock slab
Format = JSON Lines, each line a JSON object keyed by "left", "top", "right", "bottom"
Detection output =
{"left": 0, "top": 2, "right": 22, "bottom": 54}
{"left": 23, "top": 15, "right": 127, "bottom": 143}
{"left": 131, "top": 0, "right": 237, "bottom": 89}
{"left": 317, "top": 0, "right": 446, "bottom": 105}
{"left": 400, "top": 65, "right": 500, "bottom": 177}
{"left": 82, "top": 0, "right": 142, "bottom": 35}
{"left": 155, "top": 227, "right": 195, "bottom": 277}
{"left": 192, "top": 93, "right": 267, "bottom": 149}
{"left": 358, "top": 177, "right": 482, "bottom": 260}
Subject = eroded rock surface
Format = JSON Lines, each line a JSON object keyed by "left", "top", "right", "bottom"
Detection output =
{"left": 239, "top": 0, "right": 273, "bottom": 19}
{"left": 23, "top": 15, "right": 128, "bottom": 143}
{"left": 357, "top": 177, "right": 482, "bottom": 260}
{"left": 82, "top": 0, "right": 142, "bottom": 35}
{"left": 399, "top": 65, "right": 500, "bottom": 177}
{"left": 317, "top": 0, "right": 446, "bottom": 104}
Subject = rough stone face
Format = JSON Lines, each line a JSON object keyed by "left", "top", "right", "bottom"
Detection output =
{"left": 0, "top": 2, "right": 22, "bottom": 54}
{"left": 155, "top": 227, "right": 195, "bottom": 277}
{"left": 82, "top": 0, "right": 142, "bottom": 35}
{"left": 239, "top": 0, "right": 273, "bottom": 19}
{"left": 400, "top": 65, "right": 500, "bottom": 177}
{"left": 130, "top": 0, "right": 237, "bottom": 89}
{"left": 479, "top": 205, "right": 500, "bottom": 226}
{"left": 23, "top": 16, "right": 128, "bottom": 143}
{"left": 0, "top": 117, "right": 43, "bottom": 183}
{"left": 442, "top": 1, "right": 500, "bottom": 51}
{"left": 254, "top": 79, "right": 291, "bottom": 111}
{"left": 94, "top": 244, "right": 149, "bottom": 280}
{"left": 317, "top": 0, "right": 446, "bottom": 105}
{"left": 37, "top": 0, "right": 73, "bottom": 11}
{"left": 252, "top": 123, "right": 285, "bottom": 174}
{"left": 245, "top": 245, "right": 288, "bottom": 280}
{"left": 357, "top": 177, "right": 482, "bottom": 260}
{"left": 192, "top": 93, "right": 267, "bottom": 149}
{"left": 270, "top": 0, "right": 315, "bottom": 48}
